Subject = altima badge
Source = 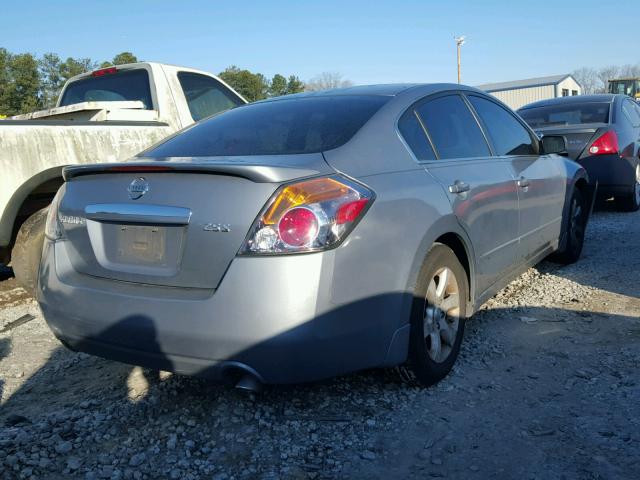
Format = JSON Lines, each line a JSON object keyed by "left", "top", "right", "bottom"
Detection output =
{"left": 128, "top": 177, "right": 149, "bottom": 200}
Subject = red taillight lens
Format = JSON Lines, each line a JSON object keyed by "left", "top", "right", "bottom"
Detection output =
{"left": 336, "top": 199, "right": 369, "bottom": 225}
{"left": 278, "top": 207, "right": 319, "bottom": 247}
{"left": 91, "top": 67, "right": 117, "bottom": 77}
{"left": 241, "top": 176, "right": 374, "bottom": 254}
{"left": 588, "top": 130, "right": 618, "bottom": 156}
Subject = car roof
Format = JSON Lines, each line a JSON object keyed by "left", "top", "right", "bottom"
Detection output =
{"left": 519, "top": 94, "right": 618, "bottom": 110}
{"left": 254, "top": 83, "right": 487, "bottom": 105}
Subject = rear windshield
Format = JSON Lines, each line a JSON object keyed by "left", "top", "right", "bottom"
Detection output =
{"left": 518, "top": 102, "right": 610, "bottom": 128}
{"left": 60, "top": 69, "right": 153, "bottom": 109}
{"left": 142, "top": 95, "right": 388, "bottom": 157}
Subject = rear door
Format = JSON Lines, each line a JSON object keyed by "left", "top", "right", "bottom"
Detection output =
{"left": 466, "top": 94, "right": 566, "bottom": 261}
{"left": 403, "top": 93, "right": 520, "bottom": 295}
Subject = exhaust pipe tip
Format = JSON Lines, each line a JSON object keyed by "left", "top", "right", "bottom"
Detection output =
{"left": 235, "top": 373, "right": 263, "bottom": 392}
{"left": 220, "top": 362, "right": 264, "bottom": 392}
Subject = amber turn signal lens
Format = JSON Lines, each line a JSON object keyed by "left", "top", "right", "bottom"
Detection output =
{"left": 262, "top": 177, "right": 351, "bottom": 225}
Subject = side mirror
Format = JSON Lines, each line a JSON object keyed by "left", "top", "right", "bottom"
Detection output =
{"left": 541, "top": 135, "right": 568, "bottom": 156}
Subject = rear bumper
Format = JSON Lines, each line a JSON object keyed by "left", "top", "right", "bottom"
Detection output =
{"left": 38, "top": 239, "right": 409, "bottom": 384}
{"left": 578, "top": 154, "right": 636, "bottom": 196}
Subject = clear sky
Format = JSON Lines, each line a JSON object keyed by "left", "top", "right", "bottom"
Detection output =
{"left": 2, "top": 0, "right": 637, "bottom": 86}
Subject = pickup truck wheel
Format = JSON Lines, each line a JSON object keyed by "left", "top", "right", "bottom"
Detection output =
{"left": 399, "top": 244, "right": 468, "bottom": 387}
{"left": 551, "top": 189, "right": 587, "bottom": 265}
{"left": 12, "top": 207, "right": 48, "bottom": 296}
{"left": 614, "top": 168, "right": 640, "bottom": 212}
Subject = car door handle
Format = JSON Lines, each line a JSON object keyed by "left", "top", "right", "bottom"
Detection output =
{"left": 448, "top": 181, "right": 470, "bottom": 194}
{"left": 517, "top": 177, "right": 530, "bottom": 188}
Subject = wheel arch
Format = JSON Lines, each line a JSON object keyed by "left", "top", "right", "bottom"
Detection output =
{"left": 0, "top": 166, "right": 65, "bottom": 252}
{"left": 407, "top": 215, "right": 477, "bottom": 315}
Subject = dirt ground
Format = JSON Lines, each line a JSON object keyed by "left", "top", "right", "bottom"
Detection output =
{"left": 0, "top": 205, "right": 638, "bottom": 480}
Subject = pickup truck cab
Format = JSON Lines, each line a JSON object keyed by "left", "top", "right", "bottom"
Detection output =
{"left": 0, "top": 62, "right": 246, "bottom": 292}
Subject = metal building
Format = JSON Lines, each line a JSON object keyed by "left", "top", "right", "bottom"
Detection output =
{"left": 477, "top": 74, "right": 582, "bottom": 110}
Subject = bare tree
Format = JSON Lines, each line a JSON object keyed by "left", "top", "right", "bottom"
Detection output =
{"left": 571, "top": 67, "right": 599, "bottom": 94}
{"left": 305, "top": 72, "right": 353, "bottom": 91}
{"left": 619, "top": 63, "right": 640, "bottom": 78}
{"left": 596, "top": 66, "right": 620, "bottom": 93}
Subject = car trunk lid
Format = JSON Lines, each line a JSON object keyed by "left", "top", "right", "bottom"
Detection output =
{"left": 59, "top": 155, "right": 332, "bottom": 289}
{"left": 535, "top": 123, "right": 608, "bottom": 160}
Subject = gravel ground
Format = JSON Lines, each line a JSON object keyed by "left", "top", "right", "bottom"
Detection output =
{"left": 0, "top": 206, "right": 638, "bottom": 480}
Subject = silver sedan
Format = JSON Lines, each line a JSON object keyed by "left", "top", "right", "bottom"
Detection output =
{"left": 38, "top": 84, "right": 591, "bottom": 389}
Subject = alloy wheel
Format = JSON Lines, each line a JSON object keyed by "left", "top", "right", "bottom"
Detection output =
{"left": 423, "top": 267, "right": 461, "bottom": 363}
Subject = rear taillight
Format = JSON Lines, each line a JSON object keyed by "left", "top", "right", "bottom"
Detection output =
{"left": 44, "top": 188, "right": 64, "bottom": 241}
{"left": 588, "top": 130, "right": 619, "bottom": 156}
{"left": 240, "top": 176, "right": 374, "bottom": 254}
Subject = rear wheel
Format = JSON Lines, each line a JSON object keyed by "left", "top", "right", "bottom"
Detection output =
{"left": 614, "top": 166, "right": 640, "bottom": 212}
{"left": 551, "top": 188, "right": 587, "bottom": 265}
{"left": 11, "top": 208, "right": 48, "bottom": 296}
{"left": 402, "top": 244, "right": 468, "bottom": 387}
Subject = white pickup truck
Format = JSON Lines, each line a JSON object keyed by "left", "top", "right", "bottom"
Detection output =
{"left": 0, "top": 62, "right": 246, "bottom": 292}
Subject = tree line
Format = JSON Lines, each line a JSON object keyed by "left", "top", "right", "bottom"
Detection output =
{"left": 0, "top": 49, "right": 140, "bottom": 116}
{"left": 0, "top": 47, "right": 354, "bottom": 117}
{"left": 572, "top": 63, "right": 640, "bottom": 94}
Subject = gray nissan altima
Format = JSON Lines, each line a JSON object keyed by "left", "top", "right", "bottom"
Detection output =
{"left": 38, "top": 84, "right": 591, "bottom": 389}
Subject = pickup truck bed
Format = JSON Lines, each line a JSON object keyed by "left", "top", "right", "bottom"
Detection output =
{"left": 0, "top": 61, "right": 245, "bottom": 292}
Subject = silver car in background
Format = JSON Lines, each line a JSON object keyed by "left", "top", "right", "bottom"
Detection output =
{"left": 38, "top": 84, "right": 591, "bottom": 389}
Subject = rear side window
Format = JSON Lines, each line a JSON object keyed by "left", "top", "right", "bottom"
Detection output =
{"left": 621, "top": 99, "right": 640, "bottom": 127}
{"left": 143, "top": 95, "right": 388, "bottom": 157}
{"left": 178, "top": 72, "right": 244, "bottom": 121}
{"left": 468, "top": 95, "right": 536, "bottom": 155}
{"left": 398, "top": 110, "right": 436, "bottom": 161}
{"left": 60, "top": 69, "right": 153, "bottom": 109}
{"left": 518, "top": 103, "right": 610, "bottom": 128}
{"left": 415, "top": 95, "right": 490, "bottom": 160}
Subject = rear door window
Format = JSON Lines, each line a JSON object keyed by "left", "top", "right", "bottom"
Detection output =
{"left": 415, "top": 95, "right": 490, "bottom": 159}
{"left": 398, "top": 110, "right": 436, "bottom": 161}
{"left": 178, "top": 72, "right": 244, "bottom": 121}
{"left": 60, "top": 69, "right": 153, "bottom": 109}
{"left": 621, "top": 99, "right": 640, "bottom": 127}
{"left": 467, "top": 95, "right": 536, "bottom": 155}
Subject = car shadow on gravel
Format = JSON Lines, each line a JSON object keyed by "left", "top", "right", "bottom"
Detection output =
{"left": 1, "top": 299, "right": 639, "bottom": 479}
{"left": 2, "top": 299, "right": 639, "bottom": 418}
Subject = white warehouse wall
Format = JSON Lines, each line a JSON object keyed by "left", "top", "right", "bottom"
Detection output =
{"left": 488, "top": 85, "right": 555, "bottom": 110}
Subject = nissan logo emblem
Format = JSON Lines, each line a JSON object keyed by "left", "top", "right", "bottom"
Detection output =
{"left": 128, "top": 177, "right": 149, "bottom": 200}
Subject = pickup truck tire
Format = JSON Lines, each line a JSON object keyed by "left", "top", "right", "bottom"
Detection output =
{"left": 12, "top": 207, "right": 48, "bottom": 296}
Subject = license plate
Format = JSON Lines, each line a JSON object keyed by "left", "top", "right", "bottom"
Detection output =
{"left": 116, "top": 225, "right": 167, "bottom": 264}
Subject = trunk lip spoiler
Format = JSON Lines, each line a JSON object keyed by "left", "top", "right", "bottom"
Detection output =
{"left": 63, "top": 156, "right": 332, "bottom": 184}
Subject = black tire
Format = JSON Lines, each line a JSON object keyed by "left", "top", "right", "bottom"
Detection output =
{"left": 11, "top": 207, "right": 48, "bottom": 296}
{"left": 400, "top": 243, "right": 468, "bottom": 387}
{"left": 614, "top": 175, "right": 640, "bottom": 212}
{"left": 551, "top": 189, "right": 587, "bottom": 265}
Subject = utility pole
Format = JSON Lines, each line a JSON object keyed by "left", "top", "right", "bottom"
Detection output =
{"left": 455, "top": 36, "right": 465, "bottom": 84}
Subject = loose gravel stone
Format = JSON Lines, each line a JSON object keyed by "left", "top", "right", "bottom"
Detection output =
{"left": 54, "top": 441, "right": 73, "bottom": 454}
